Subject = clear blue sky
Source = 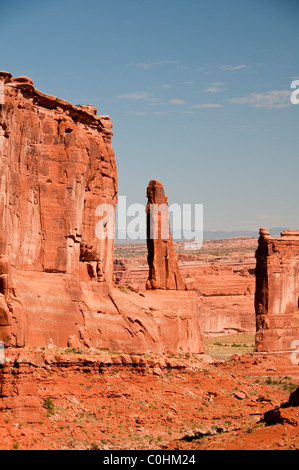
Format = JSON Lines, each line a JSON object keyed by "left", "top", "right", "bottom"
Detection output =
{"left": 1, "top": 0, "right": 298, "bottom": 231}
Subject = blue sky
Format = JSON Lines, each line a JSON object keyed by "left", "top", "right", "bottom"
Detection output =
{"left": 1, "top": 0, "right": 298, "bottom": 231}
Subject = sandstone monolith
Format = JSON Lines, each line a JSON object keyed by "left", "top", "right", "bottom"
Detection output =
{"left": 255, "top": 228, "right": 299, "bottom": 352}
{"left": 146, "top": 180, "right": 185, "bottom": 290}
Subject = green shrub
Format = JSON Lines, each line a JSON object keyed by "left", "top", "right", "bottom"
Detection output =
{"left": 43, "top": 398, "right": 55, "bottom": 415}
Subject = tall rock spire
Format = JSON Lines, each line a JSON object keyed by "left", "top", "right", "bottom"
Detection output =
{"left": 146, "top": 180, "right": 185, "bottom": 290}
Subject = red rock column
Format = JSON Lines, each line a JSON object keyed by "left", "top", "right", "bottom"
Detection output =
{"left": 255, "top": 228, "right": 299, "bottom": 352}
{"left": 146, "top": 180, "right": 185, "bottom": 290}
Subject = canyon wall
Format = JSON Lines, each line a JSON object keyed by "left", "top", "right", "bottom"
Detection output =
{"left": 0, "top": 72, "right": 203, "bottom": 354}
{"left": 0, "top": 72, "right": 117, "bottom": 279}
{"left": 186, "top": 263, "right": 256, "bottom": 336}
{"left": 255, "top": 228, "right": 299, "bottom": 352}
{"left": 114, "top": 238, "right": 257, "bottom": 336}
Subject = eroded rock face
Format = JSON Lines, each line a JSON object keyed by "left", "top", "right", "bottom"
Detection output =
{"left": 146, "top": 180, "right": 185, "bottom": 290}
{"left": 255, "top": 228, "right": 299, "bottom": 352}
{"left": 0, "top": 72, "right": 117, "bottom": 278}
{"left": 0, "top": 72, "right": 117, "bottom": 347}
{"left": 0, "top": 74, "right": 202, "bottom": 354}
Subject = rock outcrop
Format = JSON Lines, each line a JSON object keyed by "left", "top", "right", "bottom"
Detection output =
{"left": 255, "top": 228, "right": 299, "bottom": 352}
{"left": 0, "top": 73, "right": 203, "bottom": 354}
{"left": 0, "top": 72, "right": 117, "bottom": 347}
{"left": 146, "top": 180, "right": 185, "bottom": 290}
{"left": 0, "top": 71, "right": 117, "bottom": 280}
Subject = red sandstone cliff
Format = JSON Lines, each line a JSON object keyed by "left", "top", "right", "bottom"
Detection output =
{"left": 255, "top": 228, "right": 299, "bottom": 352}
{"left": 0, "top": 71, "right": 117, "bottom": 279}
{"left": 0, "top": 72, "right": 203, "bottom": 354}
{"left": 0, "top": 71, "right": 117, "bottom": 347}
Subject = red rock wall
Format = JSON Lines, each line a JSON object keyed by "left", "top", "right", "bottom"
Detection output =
{"left": 0, "top": 71, "right": 117, "bottom": 278}
{"left": 255, "top": 228, "right": 299, "bottom": 352}
{"left": 0, "top": 73, "right": 203, "bottom": 354}
{"left": 185, "top": 264, "right": 256, "bottom": 335}
{"left": 0, "top": 72, "right": 117, "bottom": 347}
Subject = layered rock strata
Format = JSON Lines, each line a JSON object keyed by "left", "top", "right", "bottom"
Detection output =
{"left": 255, "top": 228, "right": 299, "bottom": 352}
{"left": 0, "top": 71, "right": 117, "bottom": 279}
{"left": 0, "top": 72, "right": 117, "bottom": 347}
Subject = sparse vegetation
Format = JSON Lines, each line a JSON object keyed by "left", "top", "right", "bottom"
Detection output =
{"left": 89, "top": 442, "right": 100, "bottom": 450}
{"left": 264, "top": 377, "right": 297, "bottom": 392}
{"left": 119, "top": 285, "right": 128, "bottom": 294}
{"left": 65, "top": 348, "right": 84, "bottom": 354}
{"left": 43, "top": 398, "right": 55, "bottom": 416}
{"left": 97, "top": 347, "right": 120, "bottom": 355}
{"left": 204, "top": 334, "right": 255, "bottom": 360}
